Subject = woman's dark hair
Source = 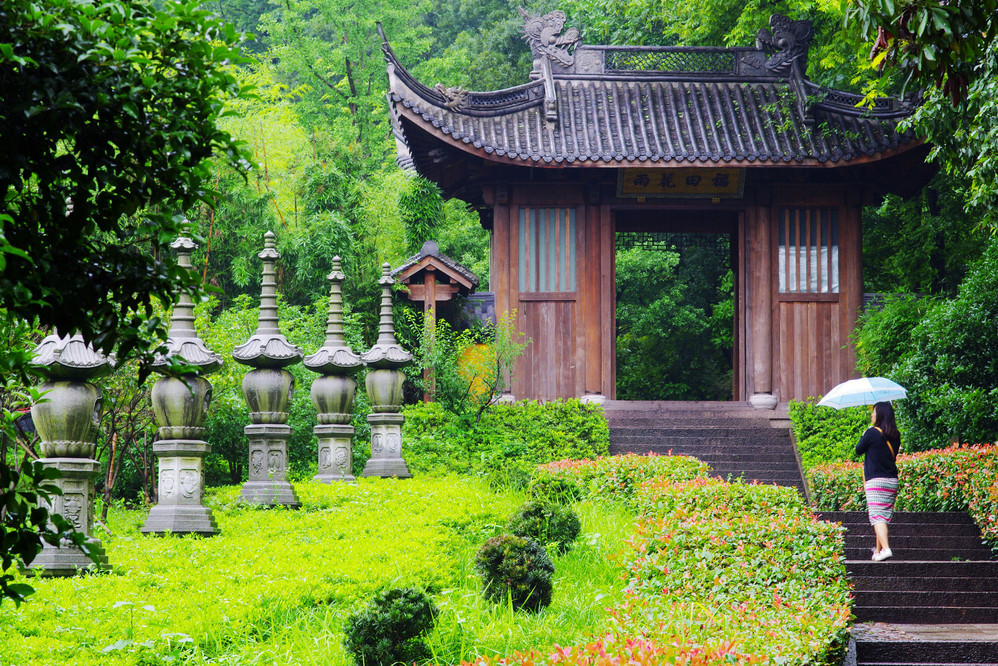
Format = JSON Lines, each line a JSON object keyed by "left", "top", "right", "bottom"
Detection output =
{"left": 872, "top": 401, "right": 900, "bottom": 450}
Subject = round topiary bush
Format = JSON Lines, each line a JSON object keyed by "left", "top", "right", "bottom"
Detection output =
{"left": 342, "top": 587, "right": 439, "bottom": 666}
{"left": 475, "top": 534, "right": 554, "bottom": 612}
{"left": 507, "top": 499, "right": 581, "bottom": 554}
{"left": 527, "top": 475, "right": 582, "bottom": 504}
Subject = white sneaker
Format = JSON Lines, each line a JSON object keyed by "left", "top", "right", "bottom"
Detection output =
{"left": 872, "top": 548, "right": 893, "bottom": 562}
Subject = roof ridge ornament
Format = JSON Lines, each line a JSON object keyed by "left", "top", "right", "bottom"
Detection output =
{"left": 755, "top": 14, "right": 814, "bottom": 76}
{"left": 520, "top": 9, "right": 581, "bottom": 68}
{"left": 520, "top": 9, "right": 579, "bottom": 124}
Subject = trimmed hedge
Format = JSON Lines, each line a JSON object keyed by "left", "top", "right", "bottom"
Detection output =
{"left": 788, "top": 399, "right": 871, "bottom": 471}
{"left": 809, "top": 444, "right": 998, "bottom": 550}
{"left": 619, "top": 477, "right": 851, "bottom": 665}
{"left": 533, "top": 453, "right": 709, "bottom": 509}
{"left": 469, "top": 456, "right": 851, "bottom": 665}
{"left": 402, "top": 400, "right": 609, "bottom": 476}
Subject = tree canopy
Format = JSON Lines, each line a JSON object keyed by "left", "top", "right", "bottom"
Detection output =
{"left": 0, "top": 0, "right": 252, "bottom": 365}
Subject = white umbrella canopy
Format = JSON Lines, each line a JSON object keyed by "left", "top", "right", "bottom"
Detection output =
{"left": 817, "top": 377, "right": 907, "bottom": 409}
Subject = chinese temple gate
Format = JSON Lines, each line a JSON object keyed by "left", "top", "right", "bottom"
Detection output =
{"left": 380, "top": 12, "right": 932, "bottom": 407}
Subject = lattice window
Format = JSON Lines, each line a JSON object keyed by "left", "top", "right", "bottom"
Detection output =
{"left": 605, "top": 49, "right": 735, "bottom": 74}
{"left": 778, "top": 208, "right": 839, "bottom": 294}
{"left": 519, "top": 208, "right": 576, "bottom": 292}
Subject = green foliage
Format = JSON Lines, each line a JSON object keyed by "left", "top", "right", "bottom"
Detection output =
{"left": 853, "top": 293, "right": 938, "bottom": 379}
{"left": 402, "top": 400, "right": 609, "bottom": 477}
{"left": 1, "top": 477, "right": 633, "bottom": 663}
{"left": 506, "top": 500, "right": 581, "bottom": 555}
{"left": 615, "top": 477, "right": 850, "bottom": 664}
{"left": 259, "top": 0, "right": 432, "bottom": 162}
{"left": 847, "top": 2, "right": 998, "bottom": 229}
{"left": 399, "top": 175, "right": 445, "bottom": 255}
{"left": 788, "top": 399, "right": 871, "bottom": 471}
{"left": 862, "top": 173, "right": 985, "bottom": 296}
{"left": 475, "top": 534, "right": 555, "bottom": 612}
{"left": 405, "top": 311, "right": 528, "bottom": 426}
{"left": 808, "top": 444, "right": 998, "bottom": 551}
{"left": 342, "top": 587, "right": 440, "bottom": 666}
{"left": 196, "top": 294, "right": 326, "bottom": 480}
{"left": 891, "top": 237, "right": 998, "bottom": 450}
{"left": 0, "top": 0, "right": 251, "bottom": 363}
{"left": 0, "top": 460, "right": 94, "bottom": 606}
{"left": 560, "top": 0, "right": 877, "bottom": 92}
{"left": 533, "top": 453, "right": 709, "bottom": 509}
{"left": 614, "top": 240, "right": 732, "bottom": 400}
{"left": 526, "top": 475, "right": 583, "bottom": 504}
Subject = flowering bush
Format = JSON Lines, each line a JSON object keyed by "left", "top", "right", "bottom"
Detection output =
{"left": 464, "top": 635, "right": 765, "bottom": 665}
{"left": 533, "top": 453, "right": 708, "bottom": 509}
{"left": 483, "top": 461, "right": 851, "bottom": 665}
{"left": 615, "top": 478, "right": 851, "bottom": 665}
{"left": 809, "top": 444, "right": 998, "bottom": 550}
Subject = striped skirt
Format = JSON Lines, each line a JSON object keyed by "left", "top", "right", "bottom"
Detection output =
{"left": 865, "top": 477, "right": 899, "bottom": 525}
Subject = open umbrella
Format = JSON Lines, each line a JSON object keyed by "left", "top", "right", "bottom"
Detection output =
{"left": 817, "top": 377, "right": 907, "bottom": 409}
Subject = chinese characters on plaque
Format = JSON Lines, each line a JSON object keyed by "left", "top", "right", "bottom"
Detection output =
{"left": 617, "top": 168, "right": 745, "bottom": 198}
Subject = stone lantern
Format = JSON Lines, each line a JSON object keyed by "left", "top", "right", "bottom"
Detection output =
{"left": 304, "top": 257, "right": 364, "bottom": 482}
{"left": 232, "top": 232, "right": 303, "bottom": 507}
{"left": 141, "top": 237, "right": 223, "bottom": 536}
{"left": 27, "top": 334, "right": 113, "bottom": 575}
{"left": 359, "top": 263, "right": 413, "bottom": 478}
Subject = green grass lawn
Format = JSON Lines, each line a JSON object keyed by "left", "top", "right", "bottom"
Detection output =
{"left": 0, "top": 477, "right": 634, "bottom": 665}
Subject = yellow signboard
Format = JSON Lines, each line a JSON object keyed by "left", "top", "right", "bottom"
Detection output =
{"left": 617, "top": 168, "right": 745, "bottom": 198}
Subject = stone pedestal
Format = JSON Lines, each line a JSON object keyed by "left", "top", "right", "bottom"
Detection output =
{"left": 141, "top": 440, "right": 218, "bottom": 536}
{"left": 750, "top": 392, "right": 779, "bottom": 410}
{"left": 361, "top": 413, "right": 410, "bottom": 478}
{"left": 25, "top": 458, "right": 109, "bottom": 576}
{"left": 239, "top": 423, "right": 301, "bottom": 506}
{"left": 314, "top": 424, "right": 356, "bottom": 483}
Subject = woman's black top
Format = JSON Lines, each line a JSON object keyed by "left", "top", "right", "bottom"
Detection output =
{"left": 855, "top": 427, "right": 900, "bottom": 480}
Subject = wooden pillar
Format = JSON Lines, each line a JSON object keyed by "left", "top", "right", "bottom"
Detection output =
{"left": 422, "top": 267, "right": 437, "bottom": 403}
{"left": 749, "top": 198, "right": 777, "bottom": 410}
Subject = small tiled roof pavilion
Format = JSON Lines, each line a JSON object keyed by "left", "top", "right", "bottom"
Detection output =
{"left": 380, "top": 11, "right": 933, "bottom": 406}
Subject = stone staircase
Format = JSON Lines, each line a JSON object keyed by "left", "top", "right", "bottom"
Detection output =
{"left": 604, "top": 400, "right": 805, "bottom": 492}
{"left": 818, "top": 511, "right": 998, "bottom": 665}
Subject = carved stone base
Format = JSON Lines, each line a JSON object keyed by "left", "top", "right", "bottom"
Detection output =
{"left": 141, "top": 505, "right": 219, "bottom": 536}
{"left": 23, "top": 458, "right": 109, "bottom": 576}
{"left": 361, "top": 413, "right": 411, "bottom": 479}
{"left": 314, "top": 423, "right": 356, "bottom": 483}
{"left": 749, "top": 392, "right": 779, "bottom": 410}
{"left": 141, "top": 440, "right": 218, "bottom": 536}
{"left": 239, "top": 424, "right": 300, "bottom": 508}
{"left": 25, "top": 537, "right": 109, "bottom": 577}
{"left": 579, "top": 393, "right": 606, "bottom": 405}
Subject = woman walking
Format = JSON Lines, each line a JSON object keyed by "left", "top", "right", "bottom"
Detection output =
{"left": 856, "top": 401, "right": 901, "bottom": 561}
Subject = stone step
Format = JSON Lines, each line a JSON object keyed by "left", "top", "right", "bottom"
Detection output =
{"left": 838, "top": 525, "right": 986, "bottom": 540}
{"left": 845, "top": 548, "right": 994, "bottom": 562}
{"left": 858, "top": 644, "right": 998, "bottom": 663}
{"left": 820, "top": 511, "right": 979, "bottom": 526}
{"left": 609, "top": 442, "right": 796, "bottom": 455}
{"left": 854, "top": 606, "right": 998, "bottom": 624}
{"left": 606, "top": 422, "right": 789, "bottom": 434}
{"left": 856, "top": 591, "right": 998, "bottom": 608}
{"left": 857, "top": 577, "right": 998, "bottom": 593}
{"left": 610, "top": 424, "right": 790, "bottom": 444}
{"left": 842, "top": 536, "right": 989, "bottom": 551}
{"left": 846, "top": 561, "right": 998, "bottom": 578}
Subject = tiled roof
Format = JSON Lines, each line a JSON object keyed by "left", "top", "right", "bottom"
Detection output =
{"left": 381, "top": 15, "right": 920, "bottom": 170}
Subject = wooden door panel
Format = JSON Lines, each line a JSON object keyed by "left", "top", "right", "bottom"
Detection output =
{"left": 516, "top": 300, "right": 577, "bottom": 401}
{"left": 777, "top": 301, "right": 846, "bottom": 400}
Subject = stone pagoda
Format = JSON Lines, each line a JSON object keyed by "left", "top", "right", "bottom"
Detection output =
{"left": 232, "top": 232, "right": 303, "bottom": 507}
{"left": 141, "top": 237, "right": 223, "bottom": 536}
{"left": 304, "top": 257, "right": 364, "bottom": 482}
{"left": 359, "top": 263, "right": 413, "bottom": 478}
{"left": 27, "top": 333, "right": 113, "bottom": 575}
